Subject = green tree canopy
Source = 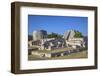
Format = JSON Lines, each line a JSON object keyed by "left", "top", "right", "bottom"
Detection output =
{"left": 74, "top": 31, "right": 83, "bottom": 38}
{"left": 47, "top": 32, "right": 63, "bottom": 38}
{"left": 28, "top": 35, "right": 33, "bottom": 41}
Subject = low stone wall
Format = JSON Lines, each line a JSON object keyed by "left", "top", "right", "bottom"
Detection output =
{"left": 31, "top": 51, "right": 51, "bottom": 58}
{"left": 31, "top": 48, "right": 85, "bottom": 58}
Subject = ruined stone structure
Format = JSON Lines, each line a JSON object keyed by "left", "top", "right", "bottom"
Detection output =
{"left": 29, "top": 29, "right": 87, "bottom": 58}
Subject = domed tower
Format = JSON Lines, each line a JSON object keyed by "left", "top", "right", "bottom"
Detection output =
{"left": 33, "top": 30, "right": 47, "bottom": 41}
{"left": 33, "top": 30, "right": 38, "bottom": 41}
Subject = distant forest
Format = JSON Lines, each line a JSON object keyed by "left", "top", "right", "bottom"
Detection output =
{"left": 47, "top": 32, "right": 63, "bottom": 38}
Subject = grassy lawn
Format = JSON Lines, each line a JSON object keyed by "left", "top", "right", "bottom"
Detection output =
{"left": 28, "top": 50, "right": 88, "bottom": 61}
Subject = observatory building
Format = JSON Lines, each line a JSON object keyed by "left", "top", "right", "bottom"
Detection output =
{"left": 33, "top": 30, "right": 47, "bottom": 41}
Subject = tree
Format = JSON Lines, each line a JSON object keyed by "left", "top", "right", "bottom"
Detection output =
{"left": 47, "top": 32, "right": 63, "bottom": 38}
{"left": 28, "top": 35, "right": 33, "bottom": 41}
{"left": 74, "top": 31, "right": 83, "bottom": 38}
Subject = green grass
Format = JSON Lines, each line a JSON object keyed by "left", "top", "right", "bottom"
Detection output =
{"left": 28, "top": 50, "right": 88, "bottom": 61}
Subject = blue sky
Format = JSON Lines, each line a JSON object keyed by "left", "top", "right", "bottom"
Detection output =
{"left": 28, "top": 15, "right": 88, "bottom": 36}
